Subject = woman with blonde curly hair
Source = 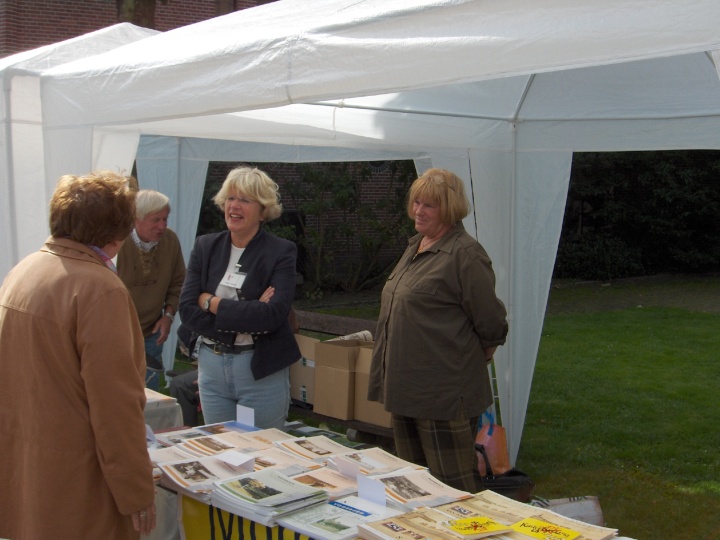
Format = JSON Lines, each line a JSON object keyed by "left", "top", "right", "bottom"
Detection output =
{"left": 178, "top": 166, "right": 300, "bottom": 428}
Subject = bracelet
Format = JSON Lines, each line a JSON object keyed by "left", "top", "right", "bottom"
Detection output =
{"left": 164, "top": 310, "right": 175, "bottom": 322}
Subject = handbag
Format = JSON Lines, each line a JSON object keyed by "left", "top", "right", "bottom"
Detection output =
{"left": 475, "top": 411, "right": 511, "bottom": 476}
{"left": 475, "top": 442, "right": 536, "bottom": 503}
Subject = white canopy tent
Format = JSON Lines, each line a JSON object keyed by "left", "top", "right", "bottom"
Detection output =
{"left": 3, "top": 0, "right": 720, "bottom": 463}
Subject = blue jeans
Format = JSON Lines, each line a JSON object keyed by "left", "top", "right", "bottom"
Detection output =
{"left": 144, "top": 332, "right": 163, "bottom": 391}
{"left": 197, "top": 342, "right": 290, "bottom": 429}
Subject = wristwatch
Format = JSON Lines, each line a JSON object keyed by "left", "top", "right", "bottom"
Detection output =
{"left": 203, "top": 295, "right": 215, "bottom": 312}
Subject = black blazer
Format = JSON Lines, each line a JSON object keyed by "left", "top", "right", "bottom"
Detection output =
{"left": 177, "top": 228, "right": 300, "bottom": 380}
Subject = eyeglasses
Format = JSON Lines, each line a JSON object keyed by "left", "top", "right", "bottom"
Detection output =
{"left": 429, "top": 177, "right": 456, "bottom": 191}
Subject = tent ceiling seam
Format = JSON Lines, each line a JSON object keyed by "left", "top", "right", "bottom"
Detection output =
{"left": 512, "top": 74, "right": 535, "bottom": 124}
{"left": 313, "top": 101, "right": 720, "bottom": 123}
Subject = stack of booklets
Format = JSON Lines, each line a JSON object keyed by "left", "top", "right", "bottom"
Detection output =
{"left": 277, "top": 495, "right": 404, "bottom": 540}
{"left": 210, "top": 468, "right": 329, "bottom": 526}
{"left": 287, "top": 467, "right": 359, "bottom": 500}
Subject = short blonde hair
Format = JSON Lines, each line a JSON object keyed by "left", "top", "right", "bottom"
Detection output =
{"left": 213, "top": 167, "right": 282, "bottom": 221}
{"left": 49, "top": 170, "right": 136, "bottom": 246}
{"left": 406, "top": 168, "right": 470, "bottom": 225}
{"left": 135, "top": 189, "right": 170, "bottom": 220}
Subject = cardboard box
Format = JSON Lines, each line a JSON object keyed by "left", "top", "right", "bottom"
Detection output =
{"left": 353, "top": 344, "right": 392, "bottom": 427}
{"left": 290, "top": 334, "right": 319, "bottom": 405}
{"left": 313, "top": 340, "right": 373, "bottom": 420}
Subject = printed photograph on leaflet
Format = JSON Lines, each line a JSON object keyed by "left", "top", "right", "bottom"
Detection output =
{"left": 289, "top": 467, "right": 359, "bottom": 500}
{"left": 213, "top": 468, "right": 328, "bottom": 510}
{"left": 155, "top": 427, "right": 212, "bottom": 446}
{"left": 159, "top": 453, "right": 251, "bottom": 492}
{"left": 246, "top": 446, "right": 323, "bottom": 477}
{"left": 372, "top": 469, "right": 472, "bottom": 510}
{"left": 331, "top": 447, "right": 427, "bottom": 476}
{"left": 276, "top": 435, "right": 353, "bottom": 462}
{"left": 178, "top": 434, "right": 237, "bottom": 457}
{"left": 215, "top": 427, "right": 295, "bottom": 452}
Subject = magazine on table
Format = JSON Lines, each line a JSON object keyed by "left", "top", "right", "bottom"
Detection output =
{"left": 275, "top": 435, "right": 354, "bottom": 463}
{"left": 277, "top": 495, "right": 403, "bottom": 540}
{"left": 371, "top": 468, "right": 472, "bottom": 511}
{"left": 357, "top": 505, "right": 512, "bottom": 540}
{"left": 435, "top": 491, "right": 618, "bottom": 540}
{"left": 331, "top": 447, "right": 427, "bottom": 476}
{"left": 158, "top": 451, "right": 254, "bottom": 495}
{"left": 289, "top": 466, "right": 359, "bottom": 500}
{"left": 210, "top": 468, "right": 329, "bottom": 526}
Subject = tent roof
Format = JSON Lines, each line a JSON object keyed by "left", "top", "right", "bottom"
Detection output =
{"left": 41, "top": 0, "right": 720, "bottom": 133}
{"left": 6, "top": 0, "right": 720, "bottom": 466}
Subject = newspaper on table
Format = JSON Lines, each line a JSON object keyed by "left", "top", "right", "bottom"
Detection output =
{"left": 211, "top": 468, "right": 329, "bottom": 526}
{"left": 275, "top": 435, "right": 354, "bottom": 463}
{"left": 289, "top": 466, "right": 360, "bottom": 500}
{"left": 158, "top": 451, "right": 253, "bottom": 499}
{"left": 330, "top": 447, "right": 427, "bottom": 476}
{"left": 435, "top": 490, "right": 618, "bottom": 540}
{"left": 371, "top": 468, "right": 472, "bottom": 511}
{"left": 277, "top": 495, "right": 403, "bottom": 540}
{"left": 357, "top": 505, "right": 512, "bottom": 540}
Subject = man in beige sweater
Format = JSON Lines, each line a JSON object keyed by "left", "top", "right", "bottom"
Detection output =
{"left": 118, "top": 189, "right": 186, "bottom": 389}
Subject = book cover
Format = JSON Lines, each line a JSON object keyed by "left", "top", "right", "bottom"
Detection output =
{"left": 444, "top": 516, "right": 513, "bottom": 538}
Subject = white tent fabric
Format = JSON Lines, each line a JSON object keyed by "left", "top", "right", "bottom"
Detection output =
{"left": 3, "top": 0, "right": 720, "bottom": 463}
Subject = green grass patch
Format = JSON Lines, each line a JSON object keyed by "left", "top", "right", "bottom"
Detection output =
{"left": 519, "top": 306, "right": 720, "bottom": 539}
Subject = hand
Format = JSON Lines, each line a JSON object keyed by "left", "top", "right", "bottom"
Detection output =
{"left": 259, "top": 286, "right": 275, "bottom": 303}
{"left": 131, "top": 502, "right": 156, "bottom": 536}
{"left": 484, "top": 346, "right": 497, "bottom": 361}
{"left": 152, "top": 315, "right": 172, "bottom": 345}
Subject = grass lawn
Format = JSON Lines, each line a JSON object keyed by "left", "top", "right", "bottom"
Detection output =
{"left": 520, "top": 306, "right": 720, "bottom": 539}
{"left": 299, "top": 275, "right": 720, "bottom": 538}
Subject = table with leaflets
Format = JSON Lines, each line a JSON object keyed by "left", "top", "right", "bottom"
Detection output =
{"left": 146, "top": 418, "right": 637, "bottom": 540}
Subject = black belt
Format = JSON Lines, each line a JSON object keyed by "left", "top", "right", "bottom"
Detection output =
{"left": 206, "top": 342, "right": 255, "bottom": 355}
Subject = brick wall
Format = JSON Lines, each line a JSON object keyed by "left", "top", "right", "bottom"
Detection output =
{"left": 0, "top": 0, "right": 259, "bottom": 57}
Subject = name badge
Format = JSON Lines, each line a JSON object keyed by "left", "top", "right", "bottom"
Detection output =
{"left": 221, "top": 271, "right": 246, "bottom": 289}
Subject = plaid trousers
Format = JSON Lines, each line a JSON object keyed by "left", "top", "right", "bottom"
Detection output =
{"left": 392, "top": 414, "right": 483, "bottom": 493}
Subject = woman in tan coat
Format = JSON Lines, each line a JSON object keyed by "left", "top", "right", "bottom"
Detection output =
{"left": 0, "top": 171, "right": 156, "bottom": 538}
